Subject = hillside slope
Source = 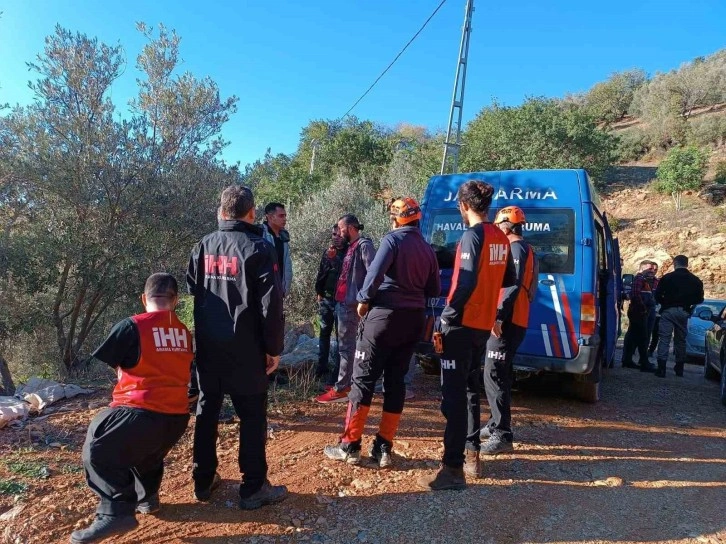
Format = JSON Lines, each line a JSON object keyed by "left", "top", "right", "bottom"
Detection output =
{"left": 602, "top": 164, "right": 726, "bottom": 297}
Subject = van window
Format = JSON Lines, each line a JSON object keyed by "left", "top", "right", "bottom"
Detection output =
{"left": 428, "top": 208, "right": 575, "bottom": 274}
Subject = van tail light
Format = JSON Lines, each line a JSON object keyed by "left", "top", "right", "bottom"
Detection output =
{"left": 580, "top": 293, "right": 596, "bottom": 336}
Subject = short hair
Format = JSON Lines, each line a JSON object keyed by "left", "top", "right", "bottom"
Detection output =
{"left": 144, "top": 273, "right": 178, "bottom": 298}
{"left": 265, "top": 202, "right": 285, "bottom": 215}
{"left": 673, "top": 255, "right": 688, "bottom": 267}
{"left": 339, "top": 214, "right": 364, "bottom": 231}
{"left": 639, "top": 260, "right": 652, "bottom": 269}
{"left": 457, "top": 180, "right": 495, "bottom": 214}
{"left": 220, "top": 185, "right": 254, "bottom": 219}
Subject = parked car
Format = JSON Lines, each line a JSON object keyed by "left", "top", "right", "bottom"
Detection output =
{"left": 701, "top": 305, "right": 726, "bottom": 406}
{"left": 687, "top": 299, "right": 726, "bottom": 362}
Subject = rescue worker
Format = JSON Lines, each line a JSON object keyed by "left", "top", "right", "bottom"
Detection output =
{"left": 654, "top": 255, "right": 704, "bottom": 378}
{"left": 622, "top": 260, "right": 658, "bottom": 372}
{"left": 261, "top": 202, "right": 293, "bottom": 298}
{"left": 647, "top": 261, "right": 661, "bottom": 357}
{"left": 323, "top": 198, "right": 440, "bottom": 467}
{"left": 314, "top": 224, "right": 347, "bottom": 381}
{"left": 315, "top": 214, "right": 375, "bottom": 403}
{"left": 187, "top": 185, "right": 287, "bottom": 509}
{"left": 479, "top": 206, "right": 535, "bottom": 456}
{"left": 417, "top": 181, "right": 516, "bottom": 491}
{"left": 71, "top": 274, "right": 192, "bottom": 544}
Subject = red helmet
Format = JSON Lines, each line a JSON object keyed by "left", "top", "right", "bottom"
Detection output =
{"left": 494, "top": 206, "right": 526, "bottom": 225}
{"left": 390, "top": 197, "right": 422, "bottom": 225}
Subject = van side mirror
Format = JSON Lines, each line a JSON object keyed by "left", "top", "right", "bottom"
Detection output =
{"left": 697, "top": 309, "right": 714, "bottom": 321}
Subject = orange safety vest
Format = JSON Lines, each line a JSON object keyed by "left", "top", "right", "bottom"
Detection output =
{"left": 507, "top": 244, "right": 534, "bottom": 328}
{"left": 110, "top": 311, "right": 193, "bottom": 415}
{"left": 448, "top": 223, "right": 511, "bottom": 330}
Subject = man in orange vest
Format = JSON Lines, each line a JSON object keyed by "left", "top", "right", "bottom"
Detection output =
{"left": 417, "top": 181, "right": 515, "bottom": 491}
{"left": 71, "top": 274, "right": 192, "bottom": 544}
{"left": 480, "top": 206, "right": 536, "bottom": 456}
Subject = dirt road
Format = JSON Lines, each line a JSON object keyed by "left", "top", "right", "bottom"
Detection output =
{"left": 1, "top": 356, "right": 725, "bottom": 544}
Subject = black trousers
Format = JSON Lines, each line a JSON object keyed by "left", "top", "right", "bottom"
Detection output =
{"left": 349, "top": 307, "right": 424, "bottom": 416}
{"left": 192, "top": 373, "right": 268, "bottom": 499}
{"left": 83, "top": 406, "right": 189, "bottom": 516}
{"left": 440, "top": 325, "right": 490, "bottom": 468}
{"left": 316, "top": 298, "right": 339, "bottom": 377}
{"left": 622, "top": 315, "right": 648, "bottom": 365}
{"left": 649, "top": 316, "right": 660, "bottom": 353}
{"left": 483, "top": 322, "right": 526, "bottom": 441}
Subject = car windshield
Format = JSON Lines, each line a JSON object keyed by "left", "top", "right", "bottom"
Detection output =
{"left": 428, "top": 208, "right": 576, "bottom": 274}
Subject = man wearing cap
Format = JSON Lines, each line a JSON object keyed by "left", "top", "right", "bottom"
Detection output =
{"left": 323, "top": 198, "right": 440, "bottom": 466}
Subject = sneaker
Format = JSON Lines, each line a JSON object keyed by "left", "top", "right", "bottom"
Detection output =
{"left": 369, "top": 441, "right": 393, "bottom": 469}
{"left": 480, "top": 435, "right": 514, "bottom": 455}
{"left": 239, "top": 480, "right": 288, "bottom": 510}
{"left": 479, "top": 426, "right": 492, "bottom": 439}
{"left": 323, "top": 443, "right": 361, "bottom": 465}
{"left": 194, "top": 472, "right": 221, "bottom": 502}
{"left": 136, "top": 494, "right": 160, "bottom": 514}
{"left": 654, "top": 368, "right": 666, "bottom": 378}
{"left": 314, "top": 388, "right": 350, "bottom": 404}
{"left": 404, "top": 388, "right": 415, "bottom": 400}
{"left": 416, "top": 465, "right": 466, "bottom": 491}
{"left": 70, "top": 514, "right": 139, "bottom": 543}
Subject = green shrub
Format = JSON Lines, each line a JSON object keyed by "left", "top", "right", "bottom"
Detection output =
{"left": 714, "top": 160, "right": 726, "bottom": 185}
{"left": 655, "top": 146, "right": 709, "bottom": 210}
{"left": 688, "top": 116, "right": 726, "bottom": 147}
{"left": 616, "top": 129, "right": 650, "bottom": 162}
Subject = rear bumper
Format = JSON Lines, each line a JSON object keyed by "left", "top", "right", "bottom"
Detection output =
{"left": 514, "top": 334, "right": 601, "bottom": 375}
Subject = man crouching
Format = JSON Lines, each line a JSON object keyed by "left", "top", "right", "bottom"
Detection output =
{"left": 71, "top": 273, "right": 192, "bottom": 544}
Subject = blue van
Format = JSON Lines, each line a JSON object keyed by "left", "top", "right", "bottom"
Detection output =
{"left": 419, "top": 169, "right": 621, "bottom": 402}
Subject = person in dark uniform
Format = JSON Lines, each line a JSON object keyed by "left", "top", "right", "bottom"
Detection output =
{"left": 622, "top": 260, "right": 658, "bottom": 372}
{"left": 71, "top": 274, "right": 192, "bottom": 544}
{"left": 653, "top": 255, "right": 704, "bottom": 378}
{"left": 187, "top": 185, "right": 287, "bottom": 510}
{"left": 480, "top": 206, "right": 536, "bottom": 457}
{"left": 314, "top": 224, "right": 347, "bottom": 382}
{"left": 417, "top": 181, "right": 516, "bottom": 491}
{"left": 323, "top": 197, "right": 440, "bottom": 467}
{"left": 647, "top": 261, "right": 661, "bottom": 357}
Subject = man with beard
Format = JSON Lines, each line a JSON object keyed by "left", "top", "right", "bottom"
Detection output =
{"left": 417, "top": 181, "right": 515, "bottom": 491}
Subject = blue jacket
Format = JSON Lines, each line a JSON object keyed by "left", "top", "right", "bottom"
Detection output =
{"left": 357, "top": 226, "right": 440, "bottom": 310}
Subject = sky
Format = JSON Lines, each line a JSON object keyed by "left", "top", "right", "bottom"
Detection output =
{"left": 1, "top": 0, "right": 724, "bottom": 168}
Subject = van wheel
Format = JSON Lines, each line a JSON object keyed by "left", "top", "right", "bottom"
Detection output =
{"left": 572, "top": 380, "right": 600, "bottom": 403}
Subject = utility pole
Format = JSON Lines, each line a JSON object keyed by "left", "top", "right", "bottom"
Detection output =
{"left": 440, "top": 0, "right": 474, "bottom": 175}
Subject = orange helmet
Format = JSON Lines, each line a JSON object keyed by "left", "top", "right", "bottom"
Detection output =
{"left": 494, "top": 206, "right": 526, "bottom": 225}
{"left": 390, "top": 197, "right": 422, "bottom": 225}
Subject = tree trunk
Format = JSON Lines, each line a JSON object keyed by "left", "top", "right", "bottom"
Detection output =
{"left": 0, "top": 353, "right": 16, "bottom": 396}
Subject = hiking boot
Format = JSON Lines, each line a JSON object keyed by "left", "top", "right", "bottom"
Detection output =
{"left": 675, "top": 370, "right": 684, "bottom": 377}
{"left": 369, "top": 438, "right": 393, "bottom": 469}
{"left": 136, "top": 494, "right": 160, "bottom": 514}
{"left": 315, "top": 388, "right": 350, "bottom": 403}
{"left": 323, "top": 443, "right": 361, "bottom": 465}
{"left": 464, "top": 450, "right": 481, "bottom": 478}
{"left": 639, "top": 363, "right": 656, "bottom": 373}
{"left": 622, "top": 361, "right": 639, "bottom": 369}
{"left": 70, "top": 514, "right": 138, "bottom": 543}
{"left": 480, "top": 435, "right": 514, "bottom": 455}
{"left": 239, "top": 480, "right": 288, "bottom": 510}
{"left": 416, "top": 465, "right": 466, "bottom": 491}
{"left": 194, "top": 472, "right": 221, "bottom": 502}
{"left": 654, "top": 368, "right": 666, "bottom": 378}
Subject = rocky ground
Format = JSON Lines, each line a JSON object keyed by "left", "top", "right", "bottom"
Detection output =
{"left": 602, "top": 164, "right": 726, "bottom": 298}
{"left": 1, "top": 345, "right": 725, "bottom": 544}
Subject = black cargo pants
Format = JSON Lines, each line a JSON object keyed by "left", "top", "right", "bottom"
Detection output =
{"left": 482, "top": 322, "right": 526, "bottom": 441}
{"left": 439, "top": 325, "right": 490, "bottom": 468}
{"left": 83, "top": 406, "right": 189, "bottom": 516}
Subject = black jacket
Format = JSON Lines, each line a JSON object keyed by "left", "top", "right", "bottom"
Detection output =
{"left": 187, "top": 219, "right": 284, "bottom": 395}
{"left": 357, "top": 226, "right": 441, "bottom": 309}
{"left": 314, "top": 244, "right": 346, "bottom": 299}
{"left": 654, "top": 267, "right": 704, "bottom": 313}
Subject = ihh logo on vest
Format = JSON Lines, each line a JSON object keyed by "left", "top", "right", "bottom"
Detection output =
{"left": 204, "top": 255, "right": 238, "bottom": 279}
{"left": 152, "top": 327, "right": 189, "bottom": 352}
{"left": 489, "top": 244, "right": 508, "bottom": 265}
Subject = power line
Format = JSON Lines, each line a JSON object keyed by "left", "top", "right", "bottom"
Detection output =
{"left": 341, "top": 0, "right": 449, "bottom": 119}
